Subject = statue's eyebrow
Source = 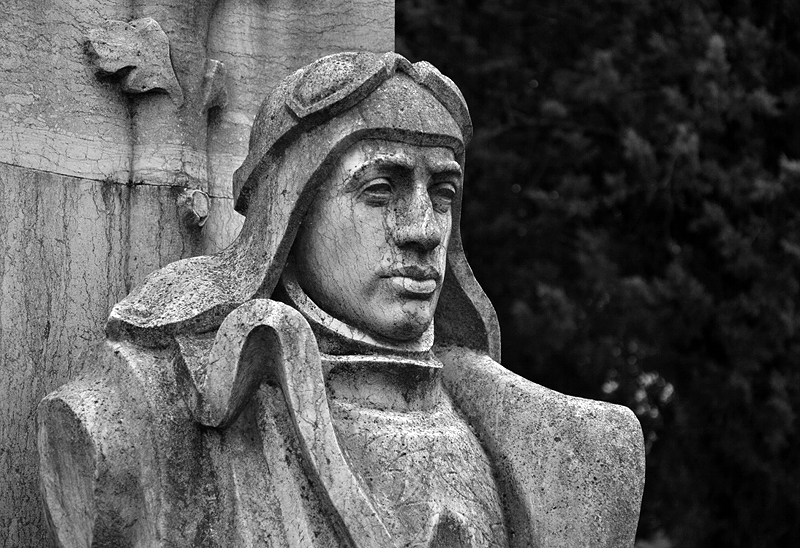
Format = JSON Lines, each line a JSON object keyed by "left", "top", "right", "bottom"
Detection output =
{"left": 343, "top": 154, "right": 415, "bottom": 191}
{"left": 428, "top": 159, "right": 463, "bottom": 179}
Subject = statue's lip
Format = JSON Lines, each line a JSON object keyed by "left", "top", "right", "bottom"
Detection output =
{"left": 383, "top": 265, "right": 441, "bottom": 281}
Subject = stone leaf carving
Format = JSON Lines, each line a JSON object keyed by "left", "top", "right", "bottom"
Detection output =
{"left": 176, "top": 188, "right": 210, "bottom": 227}
{"left": 202, "top": 58, "right": 228, "bottom": 112}
{"left": 86, "top": 18, "right": 183, "bottom": 104}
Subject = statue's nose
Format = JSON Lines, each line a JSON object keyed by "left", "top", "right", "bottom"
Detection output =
{"left": 391, "top": 185, "right": 444, "bottom": 252}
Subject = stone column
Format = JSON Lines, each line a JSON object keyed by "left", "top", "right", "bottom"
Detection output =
{"left": 0, "top": 1, "right": 393, "bottom": 545}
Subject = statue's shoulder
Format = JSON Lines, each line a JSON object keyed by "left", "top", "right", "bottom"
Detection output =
{"left": 437, "top": 346, "right": 645, "bottom": 548}
{"left": 37, "top": 312, "right": 344, "bottom": 548}
{"left": 37, "top": 340, "right": 167, "bottom": 547}
{"left": 37, "top": 340, "right": 226, "bottom": 547}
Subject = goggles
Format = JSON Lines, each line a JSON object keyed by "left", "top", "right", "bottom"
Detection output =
{"left": 233, "top": 51, "right": 472, "bottom": 215}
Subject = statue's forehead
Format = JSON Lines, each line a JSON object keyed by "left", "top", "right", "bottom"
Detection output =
{"left": 234, "top": 53, "right": 471, "bottom": 215}
{"left": 340, "top": 139, "right": 458, "bottom": 165}
{"left": 332, "top": 139, "right": 461, "bottom": 185}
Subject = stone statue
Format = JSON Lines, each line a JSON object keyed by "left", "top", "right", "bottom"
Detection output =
{"left": 37, "top": 52, "right": 645, "bottom": 548}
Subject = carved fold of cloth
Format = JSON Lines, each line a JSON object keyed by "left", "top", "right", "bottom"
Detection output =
{"left": 277, "top": 272, "right": 508, "bottom": 546}
{"left": 198, "top": 279, "right": 509, "bottom": 548}
{"left": 323, "top": 354, "right": 508, "bottom": 547}
{"left": 38, "top": 304, "right": 504, "bottom": 547}
{"left": 38, "top": 293, "right": 643, "bottom": 547}
{"left": 257, "top": 352, "right": 508, "bottom": 548}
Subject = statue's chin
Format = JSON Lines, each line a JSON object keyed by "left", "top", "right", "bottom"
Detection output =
{"left": 278, "top": 269, "right": 436, "bottom": 354}
{"left": 363, "top": 313, "right": 432, "bottom": 344}
{"left": 324, "top": 304, "right": 434, "bottom": 347}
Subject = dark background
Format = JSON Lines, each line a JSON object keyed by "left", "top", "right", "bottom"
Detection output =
{"left": 397, "top": 1, "right": 800, "bottom": 546}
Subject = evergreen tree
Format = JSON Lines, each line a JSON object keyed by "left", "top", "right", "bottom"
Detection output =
{"left": 398, "top": 1, "right": 800, "bottom": 546}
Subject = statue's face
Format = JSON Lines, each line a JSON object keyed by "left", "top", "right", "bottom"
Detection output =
{"left": 292, "top": 138, "right": 462, "bottom": 342}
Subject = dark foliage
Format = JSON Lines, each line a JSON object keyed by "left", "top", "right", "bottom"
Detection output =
{"left": 397, "top": 1, "right": 800, "bottom": 546}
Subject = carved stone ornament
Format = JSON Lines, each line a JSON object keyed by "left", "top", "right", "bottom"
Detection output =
{"left": 38, "top": 52, "right": 645, "bottom": 548}
{"left": 86, "top": 18, "right": 184, "bottom": 103}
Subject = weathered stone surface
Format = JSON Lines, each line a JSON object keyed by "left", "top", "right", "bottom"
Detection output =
{"left": 0, "top": 164, "right": 208, "bottom": 546}
{"left": 37, "top": 52, "right": 645, "bottom": 547}
{"left": 0, "top": 0, "right": 394, "bottom": 245}
{"left": 86, "top": 18, "right": 183, "bottom": 102}
{"left": 176, "top": 188, "right": 211, "bottom": 228}
{"left": 201, "top": 59, "right": 228, "bottom": 112}
{"left": 0, "top": 164, "right": 128, "bottom": 547}
{"left": 0, "top": 0, "right": 132, "bottom": 182}
{"left": 440, "top": 347, "right": 645, "bottom": 547}
{"left": 203, "top": 0, "right": 395, "bottom": 252}
{"left": 2, "top": 4, "right": 393, "bottom": 545}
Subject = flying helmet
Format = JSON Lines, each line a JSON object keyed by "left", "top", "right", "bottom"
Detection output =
{"left": 108, "top": 51, "right": 499, "bottom": 360}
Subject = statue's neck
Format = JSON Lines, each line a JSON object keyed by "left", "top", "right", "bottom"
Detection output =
{"left": 322, "top": 354, "right": 443, "bottom": 411}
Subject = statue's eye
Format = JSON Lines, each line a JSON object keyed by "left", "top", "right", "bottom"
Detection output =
{"left": 430, "top": 182, "right": 457, "bottom": 213}
{"left": 360, "top": 179, "right": 393, "bottom": 205}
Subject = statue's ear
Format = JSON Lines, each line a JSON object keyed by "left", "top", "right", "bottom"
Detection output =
{"left": 434, "top": 259, "right": 502, "bottom": 362}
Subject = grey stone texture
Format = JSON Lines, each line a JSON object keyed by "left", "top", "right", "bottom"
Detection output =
{"left": 37, "top": 52, "right": 645, "bottom": 547}
{"left": 0, "top": 2, "right": 393, "bottom": 546}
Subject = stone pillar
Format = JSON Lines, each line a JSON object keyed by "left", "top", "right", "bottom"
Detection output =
{"left": 0, "top": 1, "right": 393, "bottom": 545}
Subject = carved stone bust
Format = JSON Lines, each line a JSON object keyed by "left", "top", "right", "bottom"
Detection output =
{"left": 38, "top": 52, "right": 645, "bottom": 548}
